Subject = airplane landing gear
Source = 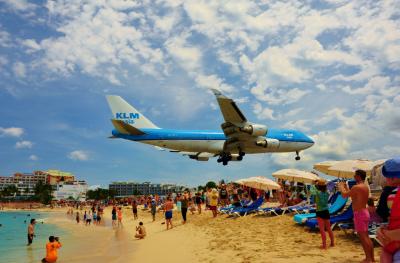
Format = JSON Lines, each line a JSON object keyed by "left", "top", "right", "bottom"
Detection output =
{"left": 218, "top": 153, "right": 231, "bottom": 166}
{"left": 295, "top": 151, "right": 301, "bottom": 161}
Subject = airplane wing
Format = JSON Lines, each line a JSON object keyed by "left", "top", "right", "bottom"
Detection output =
{"left": 211, "top": 89, "right": 247, "bottom": 124}
{"left": 211, "top": 89, "right": 268, "bottom": 154}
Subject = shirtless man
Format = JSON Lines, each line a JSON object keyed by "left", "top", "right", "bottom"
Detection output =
{"left": 27, "top": 218, "right": 36, "bottom": 246}
{"left": 339, "top": 170, "right": 375, "bottom": 263}
{"left": 135, "top": 222, "right": 146, "bottom": 239}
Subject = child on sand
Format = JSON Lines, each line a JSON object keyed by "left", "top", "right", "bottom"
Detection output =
{"left": 41, "top": 236, "right": 61, "bottom": 263}
{"left": 135, "top": 222, "right": 146, "bottom": 239}
{"left": 117, "top": 207, "right": 123, "bottom": 227}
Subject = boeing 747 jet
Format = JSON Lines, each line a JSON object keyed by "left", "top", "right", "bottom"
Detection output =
{"left": 106, "top": 90, "right": 314, "bottom": 165}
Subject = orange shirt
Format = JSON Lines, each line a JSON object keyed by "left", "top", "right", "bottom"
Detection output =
{"left": 117, "top": 210, "right": 122, "bottom": 219}
{"left": 45, "top": 241, "right": 61, "bottom": 263}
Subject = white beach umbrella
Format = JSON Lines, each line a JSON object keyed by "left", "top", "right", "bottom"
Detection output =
{"left": 313, "top": 160, "right": 339, "bottom": 174}
{"left": 325, "top": 159, "right": 386, "bottom": 179}
{"left": 272, "top": 169, "right": 321, "bottom": 184}
{"left": 235, "top": 176, "right": 281, "bottom": 191}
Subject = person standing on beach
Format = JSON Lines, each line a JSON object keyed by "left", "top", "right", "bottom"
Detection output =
{"left": 181, "top": 192, "right": 188, "bottom": 224}
{"left": 75, "top": 212, "right": 80, "bottom": 224}
{"left": 339, "top": 170, "right": 375, "bottom": 263}
{"left": 86, "top": 211, "right": 92, "bottom": 226}
{"left": 165, "top": 196, "right": 174, "bottom": 230}
{"left": 112, "top": 206, "right": 117, "bottom": 227}
{"left": 376, "top": 157, "right": 400, "bottom": 263}
{"left": 150, "top": 199, "right": 157, "bottom": 222}
{"left": 311, "top": 180, "right": 334, "bottom": 249}
{"left": 209, "top": 189, "right": 219, "bottom": 218}
{"left": 27, "top": 218, "right": 36, "bottom": 246}
{"left": 117, "top": 207, "right": 123, "bottom": 227}
{"left": 132, "top": 200, "right": 138, "bottom": 220}
{"left": 41, "top": 236, "right": 61, "bottom": 263}
{"left": 195, "top": 193, "right": 202, "bottom": 214}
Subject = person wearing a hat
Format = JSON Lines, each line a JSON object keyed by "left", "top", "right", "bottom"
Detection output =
{"left": 377, "top": 157, "right": 400, "bottom": 263}
{"left": 310, "top": 179, "right": 334, "bottom": 249}
{"left": 339, "top": 169, "right": 375, "bottom": 263}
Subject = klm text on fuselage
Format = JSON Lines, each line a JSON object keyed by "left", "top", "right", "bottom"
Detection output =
{"left": 116, "top": 112, "right": 139, "bottom": 124}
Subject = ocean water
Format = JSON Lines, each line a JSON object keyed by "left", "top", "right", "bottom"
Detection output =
{"left": 0, "top": 211, "right": 66, "bottom": 263}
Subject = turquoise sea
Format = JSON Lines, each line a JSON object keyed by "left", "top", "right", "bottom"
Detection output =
{"left": 0, "top": 211, "right": 66, "bottom": 263}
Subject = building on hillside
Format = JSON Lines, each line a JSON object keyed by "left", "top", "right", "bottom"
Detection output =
{"left": 109, "top": 181, "right": 186, "bottom": 197}
{"left": 53, "top": 181, "right": 88, "bottom": 201}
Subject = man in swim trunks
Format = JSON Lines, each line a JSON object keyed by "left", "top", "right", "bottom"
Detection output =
{"left": 339, "top": 169, "right": 375, "bottom": 263}
{"left": 27, "top": 218, "right": 36, "bottom": 245}
{"left": 164, "top": 196, "right": 174, "bottom": 230}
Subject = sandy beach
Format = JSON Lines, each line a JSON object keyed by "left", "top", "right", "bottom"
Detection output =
{"left": 28, "top": 205, "right": 383, "bottom": 263}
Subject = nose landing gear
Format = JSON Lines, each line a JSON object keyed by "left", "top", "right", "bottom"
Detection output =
{"left": 295, "top": 151, "right": 301, "bottom": 161}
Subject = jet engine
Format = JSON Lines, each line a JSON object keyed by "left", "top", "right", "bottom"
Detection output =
{"left": 229, "top": 154, "right": 243, "bottom": 161}
{"left": 255, "top": 138, "right": 280, "bottom": 149}
{"left": 240, "top": 124, "right": 267, "bottom": 136}
{"left": 189, "top": 155, "right": 209, "bottom": 161}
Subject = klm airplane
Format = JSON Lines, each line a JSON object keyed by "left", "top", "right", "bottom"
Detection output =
{"left": 106, "top": 90, "right": 314, "bottom": 165}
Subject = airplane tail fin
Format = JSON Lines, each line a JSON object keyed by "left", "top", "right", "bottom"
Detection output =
{"left": 106, "top": 95, "right": 159, "bottom": 130}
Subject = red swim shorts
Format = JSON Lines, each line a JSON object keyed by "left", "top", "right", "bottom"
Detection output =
{"left": 354, "top": 208, "right": 370, "bottom": 232}
{"left": 210, "top": 206, "right": 217, "bottom": 211}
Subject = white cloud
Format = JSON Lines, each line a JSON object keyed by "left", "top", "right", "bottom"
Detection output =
{"left": 21, "top": 39, "right": 41, "bottom": 53}
{"left": 29, "top": 154, "right": 38, "bottom": 161}
{"left": 0, "top": 28, "right": 12, "bottom": 47}
{"left": 165, "top": 32, "right": 202, "bottom": 73}
{"left": 253, "top": 103, "right": 275, "bottom": 120}
{"left": 12, "top": 62, "right": 26, "bottom": 78}
{"left": 194, "top": 74, "right": 234, "bottom": 93}
{"left": 15, "top": 140, "right": 33, "bottom": 149}
{"left": 0, "top": 127, "right": 24, "bottom": 137}
{"left": 1, "top": 0, "right": 36, "bottom": 12}
{"left": 68, "top": 150, "right": 90, "bottom": 161}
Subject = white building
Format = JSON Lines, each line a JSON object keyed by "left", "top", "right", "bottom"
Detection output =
{"left": 53, "top": 181, "right": 88, "bottom": 201}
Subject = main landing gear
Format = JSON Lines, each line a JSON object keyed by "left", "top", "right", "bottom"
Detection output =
{"left": 295, "top": 151, "right": 301, "bottom": 161}
{"left": 217, "top": 153, "right": 231, "bottom": 165}
{"left": 217, "top": 151, "right": 246, "bottom": 165}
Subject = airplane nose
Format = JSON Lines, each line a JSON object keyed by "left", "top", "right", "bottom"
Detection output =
{"left": 308, "top": 136, "right": 315, "bottom": 145}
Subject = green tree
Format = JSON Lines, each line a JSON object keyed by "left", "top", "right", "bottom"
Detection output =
{"left": 87, "top": 188, "right": 115, "bottom": 200}
{"left": 0, "top": 185, "right": 19, "bottom": 197}
{"left": 33, "top": 181, "right": 53, "bottom": 204}
{"left": 205, "top": 181, "right": 217, "bottom": 189}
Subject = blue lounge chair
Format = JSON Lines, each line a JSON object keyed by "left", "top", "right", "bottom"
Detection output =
{"left": 293, "top": 194, "right": 348, "bottom": 224}
{"left": 231, "top": 197, "right": 264, "bottom": 216}
{"left": 305, "top": 204, "right": 353, "bottom": 230}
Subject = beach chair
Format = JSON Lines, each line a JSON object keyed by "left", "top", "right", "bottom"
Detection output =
{"left": 305, "top": 204, "right": 353, "bottom": 230}
{"left": 230, "top": 197, "right": 264, "bottom": 217}
{"left": 293, "top": 194, "right": 348, "bottom": 224}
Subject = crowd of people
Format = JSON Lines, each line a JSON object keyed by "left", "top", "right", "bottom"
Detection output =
{"left": 19, "top": 157, "right": 400, "bottom": 263}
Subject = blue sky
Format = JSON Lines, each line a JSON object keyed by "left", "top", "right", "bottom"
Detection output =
{"left": 0, "top": 0, "right": 399, "bottom": 187}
